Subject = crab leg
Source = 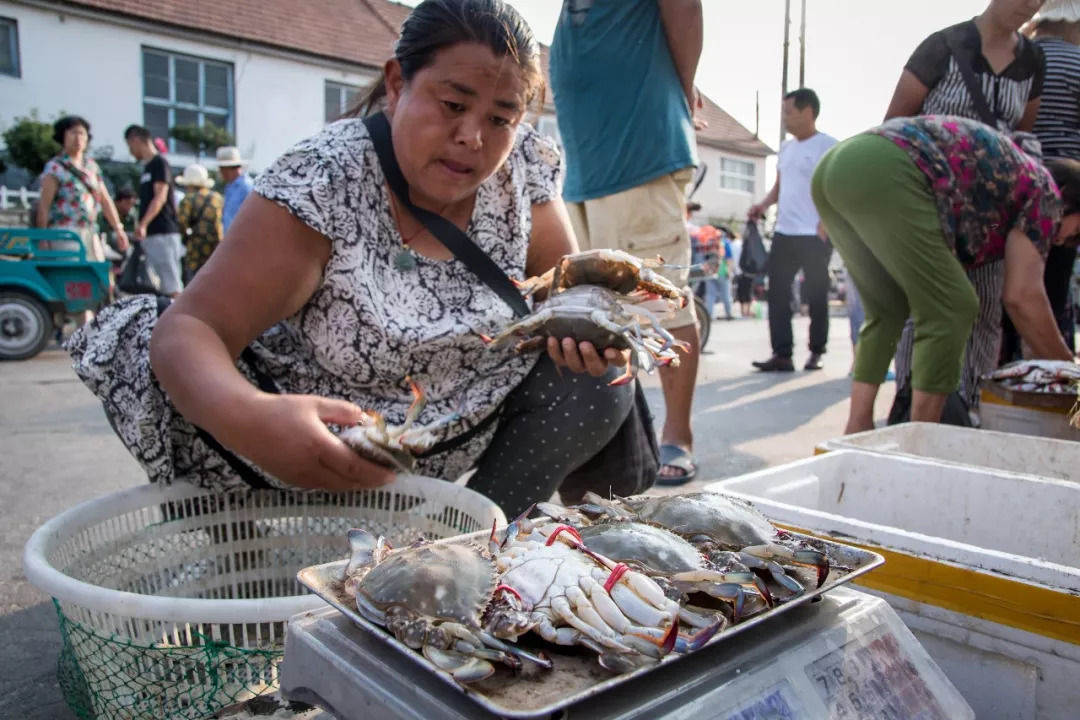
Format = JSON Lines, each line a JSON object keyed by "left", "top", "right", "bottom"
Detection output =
{"left": 474, "top": 630, "right": 552, "bottom": 669}
{"left": 423, "top": 646, "right": 496, "bottom": 683}
{"left": 550, "top": 596, "right": 637, "bottom": 653}
{"left": 576, "top": 577, "right": 678, "bottom": 656}
{"left": 400, "top": 376, "right": 426, "bottom": 432}
{"left": 742, "top": 543, "right": 830, "bottom": 589}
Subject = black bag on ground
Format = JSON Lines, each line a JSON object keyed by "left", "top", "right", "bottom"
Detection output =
{"left": 887, "top": 383, "right": 974, "bottom": 427}
{"left": 740, "top": 220, "right": 768, "bottom": 275}
{"left": 116, "top": 244, "right": 162, "bottom": 295}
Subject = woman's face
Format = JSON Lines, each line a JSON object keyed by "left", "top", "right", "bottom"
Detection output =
{"left": 385, "top": 43, "right": 528, "bottom": 209}
{"left": 63, "top": 125, "right": 89, "bottom": 156}
{"left": 989, "top": 0, "right": 1046, "bottom": 31}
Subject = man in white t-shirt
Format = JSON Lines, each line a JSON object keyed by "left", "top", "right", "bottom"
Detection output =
{"left": 748, "top": 88, "right": 838, "bottom": 371}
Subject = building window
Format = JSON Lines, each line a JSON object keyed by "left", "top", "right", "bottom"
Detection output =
{"left": 0, "top": 17, "right": 19, "bottom": 77}
{"left": 719, "top": 157, "right": 755, "bottom": 194}
{"left": 325, "top": 81, "right": 361, "bottom": 123}
{"left": 142, "top": 48, "right": 233, "bottom": 154}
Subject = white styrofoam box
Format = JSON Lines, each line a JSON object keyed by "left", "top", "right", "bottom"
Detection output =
{"left": 979, "top": 399, "right": 1080, "bottom": 441}
{"left": 712, "top": 451, "right": 1079, "bottom": 592}
{"left": 816, "top": 422, "right": 1078, "bottom": 481}
{"left": 707, "top": 450, "right": 1080, "bottom": 720}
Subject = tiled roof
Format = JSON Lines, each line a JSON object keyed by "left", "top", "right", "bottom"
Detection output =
{"left": 58, "top": 0, "right": 407, "bottom": 68}
{"left": 61, "top": 0, "right": 771, "bottom": 156}
{"left": 695, "top": 95, "right": 774, "bottom": 157}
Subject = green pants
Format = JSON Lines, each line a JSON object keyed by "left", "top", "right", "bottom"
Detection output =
{"left": 811, "top": 134, "right": 978, "bottom": 393}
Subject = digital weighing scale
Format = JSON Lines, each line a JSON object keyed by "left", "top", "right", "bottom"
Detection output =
{"left": 280, "top": 586, "right": 972, "bottom": 719}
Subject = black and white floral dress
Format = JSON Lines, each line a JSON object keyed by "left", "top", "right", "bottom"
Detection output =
{"left": 68, "top": 119, "right": 563, "bottom": 492}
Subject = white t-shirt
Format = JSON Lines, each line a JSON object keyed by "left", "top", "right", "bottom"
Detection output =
{"left": 775, "top": 132, "right": 837, "bottom": 236}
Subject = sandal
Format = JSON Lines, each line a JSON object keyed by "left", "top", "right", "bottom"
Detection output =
{"left": 655, "top": 443, "right": 698, "bottom": 487}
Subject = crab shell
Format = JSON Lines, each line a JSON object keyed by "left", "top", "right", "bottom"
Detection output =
{"left": 619, "top": 493, "right": 780, "bottom": 548}
{"left": 553, "top": 249, "right": 685, "bottom": 302}
{"left": 351, "top": 543, "right": 498, "bottom": 629}
{"left": 576, "top": 522, "right": 704, "bottom": 575}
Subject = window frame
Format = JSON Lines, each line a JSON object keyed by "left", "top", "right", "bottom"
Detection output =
{"left": 325, "top": 80, "right": 362, "bottom": 123}
{"left": 718, "top": 156, "right": 756, "bottom": 195}
{"left": 0, "top": 16, "right": 20, "bottom": 78}
{"left": 141, "top": 46, "right": 234, "bottom": 155}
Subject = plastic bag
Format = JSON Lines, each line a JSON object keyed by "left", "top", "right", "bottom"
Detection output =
{"left": 116, "top": 244, "right": 162, "bottom": 296}
{"left": 740, "top": 220, "right": 768, "bottom": 275}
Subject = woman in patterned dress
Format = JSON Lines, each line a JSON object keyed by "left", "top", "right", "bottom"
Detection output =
{"left": 37, "top": 115, "right": 130, "bottom": 261}
{"left": 883, "top": 0, "right": 1048, "bottom": 417}
{"left": 68, "top": 0, "right": 642, "bottom": 516}
{"left": 812, "top": 116, "right": 1080, "bottom": 434}
{"left": 174, "top": 163, "right": 224, "bottom": 279}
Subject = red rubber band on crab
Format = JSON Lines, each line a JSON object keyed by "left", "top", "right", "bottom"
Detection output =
{"left": 544, "top": 525, "right": 583, "bottom": 546}
{"left": 495, "top": 584, "right": 523, "bottom": 603}
{"left": 603, "top": 563, "right": 630, "bottom": 593}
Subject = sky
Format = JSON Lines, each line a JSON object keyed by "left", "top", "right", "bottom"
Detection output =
{"left": 401, "top": 0, "right": 992, "bottom": 150}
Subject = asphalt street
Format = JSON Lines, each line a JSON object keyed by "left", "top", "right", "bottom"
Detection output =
{"left": 0, "top": 310, "right": 892, "bottom": 719}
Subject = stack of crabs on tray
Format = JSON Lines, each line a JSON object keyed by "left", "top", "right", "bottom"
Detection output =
{"left": 340, "top": 494, "right": 831, "bottom": 683}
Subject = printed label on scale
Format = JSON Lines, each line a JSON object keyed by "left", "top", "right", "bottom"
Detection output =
{"left": 716, "top": 679, "right": 803, "bottom": 719}
{"left": 804, "top": 625, "right": 948, "bottom": 719}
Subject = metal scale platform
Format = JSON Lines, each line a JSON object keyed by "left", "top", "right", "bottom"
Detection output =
{"left": 280, "top": 586, "right": 973, "bottom": 719}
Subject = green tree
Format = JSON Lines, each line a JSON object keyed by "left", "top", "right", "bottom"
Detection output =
{"left": 168, "top": 124, "right": 235, "bottom": 158}
{"left": 1, "top": 111, "right": 60, "bottom": 176}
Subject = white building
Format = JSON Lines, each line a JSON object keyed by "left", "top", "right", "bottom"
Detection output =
{"left": 1, "top": 0, "right": 771, "bottom": 221}
{"left": 0, "top": 0, "right": 405, "bottom": 171}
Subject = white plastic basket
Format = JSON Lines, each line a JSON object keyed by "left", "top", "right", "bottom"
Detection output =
{"left": 23, "top": 476, "right": 505, "bottom": 720}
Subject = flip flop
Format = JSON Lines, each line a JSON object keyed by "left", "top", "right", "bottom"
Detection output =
{"left": 656, "top": 443, "right": 698, "bottom": 487}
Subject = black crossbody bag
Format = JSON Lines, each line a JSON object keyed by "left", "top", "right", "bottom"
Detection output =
{"left": 363, "top": 112, "right": 660, "bottom": 493}
{"left": 186, "top": 113, "right": 660, "bottom": 492}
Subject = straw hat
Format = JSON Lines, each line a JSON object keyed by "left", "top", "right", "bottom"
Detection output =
{"left": 175, "top": 163, "right": 214, "bottom": 188}
{"left": 1034, "top": 0, "right": 1080, "bottom": 23}
{"left": 215, "top": 146, "right": 246, "bottom": 168}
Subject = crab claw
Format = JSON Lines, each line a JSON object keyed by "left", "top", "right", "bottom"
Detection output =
{"left": 608, "top": 363, "right": 636, "bottom": 387}
{"left": 674, "top": 620, "right": 723, "bottom": 653}
{"left": 500, "top": 503, "right": 537, "bottom": 549}
{"left": 477, "top": 333, "right": 494, "bottom": 345}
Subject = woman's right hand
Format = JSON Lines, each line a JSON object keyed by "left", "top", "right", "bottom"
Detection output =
{"left": 222, "top": 392, "right": 397, "bottom": 491}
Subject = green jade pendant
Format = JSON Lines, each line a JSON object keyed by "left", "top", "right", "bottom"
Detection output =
{"left": 394, "top": 248, "right": 416, "bottom": 272}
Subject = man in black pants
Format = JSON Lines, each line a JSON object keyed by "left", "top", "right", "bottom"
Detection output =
{"left": 749, "top": 89, "right": 837, "bottom": 371}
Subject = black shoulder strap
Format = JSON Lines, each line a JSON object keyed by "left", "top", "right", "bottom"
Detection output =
{"left": 362, "top": 112, "right": 530, "bottom": 318}
{"left": 945, "top": 32, "right": 999, "bottom": 127}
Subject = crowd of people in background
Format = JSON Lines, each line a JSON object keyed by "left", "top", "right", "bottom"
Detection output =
{"left": 32, "top": 116, "right": 253, "bottom": 311}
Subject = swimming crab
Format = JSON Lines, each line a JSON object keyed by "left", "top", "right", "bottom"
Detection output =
{"left": 485, "top": 285, "right": 691, "bottom": 385}
{"left": 494, "top": 512, "right": 719, "bottom": 672}
{"left": 516, "top": 249, "right": 689, "bottom": 304}
{"left": 985, "top": 360, "right": 1080, "bottom": 393}
{"left": 573, "top": 492, "right": 830, "bottom": 599}
{"left": 339, "top": 378, "right": 458, "bottom": 472}
{"left": 537, "top": 503, "right": 773, "bottom": 624}
{"left": 341, "top": 529, "right": 552, "bottom": 683}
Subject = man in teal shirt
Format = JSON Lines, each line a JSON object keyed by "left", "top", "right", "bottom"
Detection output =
{"left": 551, "top": 0, "right": 704, "bottom": 486}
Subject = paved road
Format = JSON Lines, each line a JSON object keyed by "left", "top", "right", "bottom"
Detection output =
{"left": 0, "top": 312, "right": 893, "bottom": 718}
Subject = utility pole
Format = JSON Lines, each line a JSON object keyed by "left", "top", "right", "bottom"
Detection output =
{"left": 780, "top": 0, "right": 791, "bottom": 147}
{"left": 755, "top": 90, "right": 760, "bottom": 138}
{"left": 799, "top": 0, "right": 807, "bottom": 87}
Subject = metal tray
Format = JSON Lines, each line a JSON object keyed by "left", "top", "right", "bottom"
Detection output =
{"left": 982, "top": 380, "right": 1078, "bottom": 411}
{"left": 296, "top": 525, "right": 884, "bottom": 720}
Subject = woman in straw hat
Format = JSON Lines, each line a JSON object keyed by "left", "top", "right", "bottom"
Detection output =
{"left": 174, "top": 164, "right": 224, "bottom": 279}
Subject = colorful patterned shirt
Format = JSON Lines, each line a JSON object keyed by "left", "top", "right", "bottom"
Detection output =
{"left": 42, "top": 154, "right": 105, "bottom": 231}
{"left": 870, "top": 116, "right": 1062, "bottom": 268}
{"left": 177, "top": 188, "right": 224, "bottom": 275}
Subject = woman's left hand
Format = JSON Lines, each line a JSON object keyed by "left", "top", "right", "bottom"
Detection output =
{"left": 547, "top": 337, "right": 629, "bottom": 377}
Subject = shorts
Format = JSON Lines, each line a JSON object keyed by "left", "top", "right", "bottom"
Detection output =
{"left": 565, "top": 167, "right": 696, "bottom": 330}
{"left": 143, "top": 233, "right": 185, "bottom": 295}
{"left": 736, "top": 274, "right": 754, "bottom": 303}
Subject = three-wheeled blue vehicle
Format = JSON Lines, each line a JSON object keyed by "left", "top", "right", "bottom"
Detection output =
{"left": 0, "top": 228, "right": 111, "bottom": 360}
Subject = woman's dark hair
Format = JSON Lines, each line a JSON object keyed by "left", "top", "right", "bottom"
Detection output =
{"left": 1047, "top": 158, "right": 1080, "bottom": 215}
{"left": 53, "top": 115, "right": 91, "bottom": 145}
{"left": 353, "top": 0, "right": 542, "bottom": 118}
